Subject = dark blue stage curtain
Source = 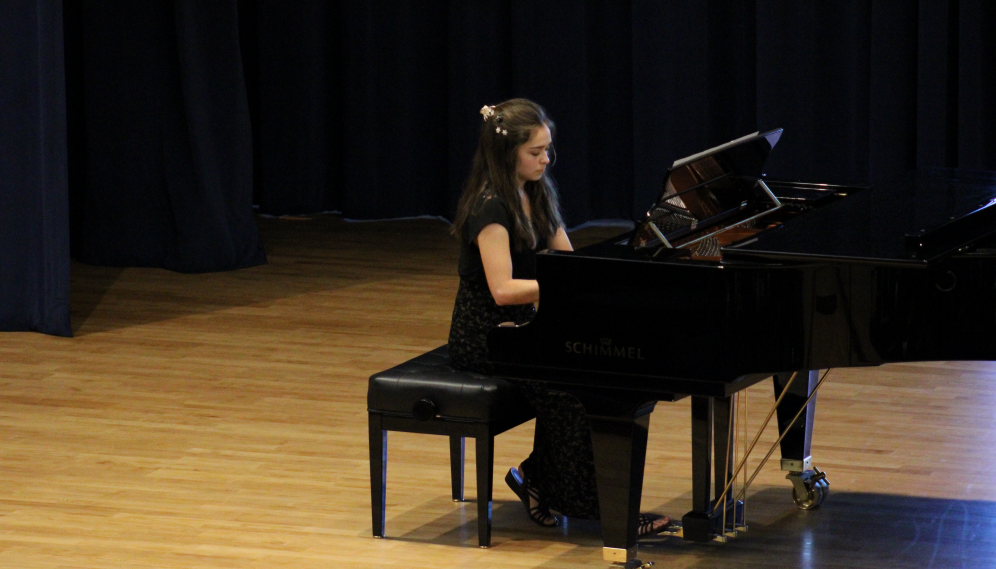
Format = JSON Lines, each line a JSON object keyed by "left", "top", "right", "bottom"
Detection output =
{"left": 237, "top": 0, "right": 996, "bottom": 225}
{"left": 0, "top": 0, "right": 71, "bottom": 336}
{"left": 6, "top": 1, "right": 996, "bottom": 338}
{"left": 67, "top": 0, "right": 265, "bottom": 273}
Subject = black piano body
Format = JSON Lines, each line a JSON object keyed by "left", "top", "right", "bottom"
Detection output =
{"left": 486, "top": 130, "right": 996, "bottom": 564}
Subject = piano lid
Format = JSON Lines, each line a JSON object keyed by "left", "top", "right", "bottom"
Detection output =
{"left": 669, "top": 128, "right": 783, "bottom": 174}
{"left": 722, "top": 168, "right": 996, "bottom": 267}
{"left": 630, "top": 129, "right": 784, "bottom": 249}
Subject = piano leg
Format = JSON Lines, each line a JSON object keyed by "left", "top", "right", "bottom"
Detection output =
{"left": 682, "top": 396, "right": 713, "bottom": 542}
{"left": 772, "top": 370, "right": 818, "bottom": 472}
{"left": 582, "top": 396, "right": 657, "bottom": 564}
{"left": 773, "top": 370, "right": 829, "bottom": 509}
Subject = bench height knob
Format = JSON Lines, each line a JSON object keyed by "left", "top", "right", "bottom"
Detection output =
{"left": 412, "top": 398, "right": 437, "bottom": 422}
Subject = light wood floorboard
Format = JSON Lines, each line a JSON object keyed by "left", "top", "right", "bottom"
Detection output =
{"left": 2, "top": 215, "right": 996, "bottom": 568}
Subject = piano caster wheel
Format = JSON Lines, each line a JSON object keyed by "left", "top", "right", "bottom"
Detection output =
{"left": 787, "top": 467, "right": 829, "bottom": 510}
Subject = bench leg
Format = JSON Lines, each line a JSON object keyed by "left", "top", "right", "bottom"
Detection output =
{"left": 474, "top": 425, "right": 494, "bottom": 548}
{"left": 450, "top": 436, "right": 465, "bottom": 501}
{"left": 369, "top": 413, "right": 387, "bottom": 538}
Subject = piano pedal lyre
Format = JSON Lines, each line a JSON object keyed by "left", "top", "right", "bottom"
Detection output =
{"left": 711, "top": 392, "right": 749, "bottom": 543}
{"left": 718, "top": 510, "right": 748, "bottom": 541}
{"left": 715, "top": 498, "right": 748, "bottom": 542}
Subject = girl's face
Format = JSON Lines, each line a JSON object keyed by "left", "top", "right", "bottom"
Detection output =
{"left": 515, "top": 124, "right": 552, "bottom": 188}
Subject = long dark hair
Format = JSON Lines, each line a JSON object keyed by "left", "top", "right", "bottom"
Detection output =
{"left": 452, "top": 98, "right": 564, "bottom": 250}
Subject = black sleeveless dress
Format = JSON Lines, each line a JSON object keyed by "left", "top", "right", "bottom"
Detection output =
{"left": 447, "top": 192, "right": 600, "bottom": 520}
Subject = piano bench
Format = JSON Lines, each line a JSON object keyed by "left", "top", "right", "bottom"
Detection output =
{"left": 367, "top": 345, "right": 535, "bottom": 548}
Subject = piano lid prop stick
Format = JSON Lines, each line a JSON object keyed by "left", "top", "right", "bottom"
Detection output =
{"left": 718, "top": 368, "right": 834, "bottom": 509}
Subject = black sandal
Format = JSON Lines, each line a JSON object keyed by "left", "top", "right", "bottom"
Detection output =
{"left": 638, "top": 513, "right": 672, "bottom": 538}
{"left": 505, "top": 467, "right": 560, "bottom": 528}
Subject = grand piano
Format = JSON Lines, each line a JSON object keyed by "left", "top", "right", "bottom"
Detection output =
{"left": 487, "top": 130, "right": 996, "bottom": 566}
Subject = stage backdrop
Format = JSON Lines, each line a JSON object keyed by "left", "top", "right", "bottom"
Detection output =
{"left": 0, "top": 0, "right": 71, "bottom": 336}
{"left": 235, "top": 0, "right": 996, "bottom": 224}
{"left": 64, "top": 0, "right": 266, "bottom": 273}
{"left": 3, "top": 0, "right": 996, "bottom": 335}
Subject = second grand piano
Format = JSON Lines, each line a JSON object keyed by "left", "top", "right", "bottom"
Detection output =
{"left": 487, "top": 130, "right": 996, "bottom": 565}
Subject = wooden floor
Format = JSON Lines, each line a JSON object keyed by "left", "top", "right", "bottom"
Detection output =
{"left": 3, "top": 215, "right": 996, "bottom": 568}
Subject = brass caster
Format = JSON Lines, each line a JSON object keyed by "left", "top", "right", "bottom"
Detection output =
{"left": 787, "top": 467, "right": 830, "bottom": 510}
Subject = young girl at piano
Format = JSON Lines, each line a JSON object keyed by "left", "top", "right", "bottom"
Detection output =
{"left": 448, "top": 98, "right": 670, "bottom": 536}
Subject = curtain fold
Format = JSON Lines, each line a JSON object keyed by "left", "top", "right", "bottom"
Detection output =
{"left": 253, "top": 0, "right": 342, "bottom": 215}
{"left": 0, "top": 0, "right": 71, "bottom": 336}
{"left": 8, "top": 0, "right": 996, "bottom": 336}
{"left": 957, "top": 0, "right": 996, "bottom": 170}
{"left": 242, "top": 0, "right": 996, "bottom": 224}
{"left": 68, "top": 0, "right": 265, "bottom": 272}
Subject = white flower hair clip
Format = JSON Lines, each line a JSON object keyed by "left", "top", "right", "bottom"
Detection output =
{"left": 480, "top": 104, "right": 507, "bottom": 135}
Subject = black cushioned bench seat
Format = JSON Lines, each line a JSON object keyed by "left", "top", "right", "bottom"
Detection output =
{"left": 368, "top": 345, "right": 535, "bottom": 548}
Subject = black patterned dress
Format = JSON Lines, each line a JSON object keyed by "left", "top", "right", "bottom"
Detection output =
{"left": 447, "top": 193, "right": 600, "bottom": 520}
